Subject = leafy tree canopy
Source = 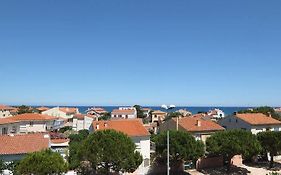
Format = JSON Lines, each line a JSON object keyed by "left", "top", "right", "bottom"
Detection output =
{"left": 155, "top": 130, "right": 204, "bottom": 163}
{"left": 16, "top": 149, "right": 68, "bottom": 175}
{"left": 206, "top": 130, "right": 261, "bottom": 169}
{"left": 99, "top": 112, "right": 111, "bottom": 121}
{"left": 17, "top": 105, "right": 34, "bottom": 114}
{"left": 79, "top": 130, "right": 143, "bottom": 174}
{"left": 134, "top": 105, "right": 145, "bottom": 118}
{"left": 257, "top": 131, "right": 281, "bottom": 168}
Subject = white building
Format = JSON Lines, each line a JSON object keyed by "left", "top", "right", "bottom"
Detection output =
{"left": 151, "top": 110, "right": 167, "bottom": 124}
{"left": 0, "top": 118, "right": 20, "bottom": 135}
{"left": 91, "top": 119, "right": 150, "bottom": 175}
{"left": 219, "top": 113, "right": 281, "bottom": 134}
{"left": 8, "top": 113, "right": 64, "bottom": 133}
{"left": 50, "top": 138, "right": 69, "bottom": 160}
{"left": 111, "top": 107, "right": 137, "bottom": 119}
{"left": 207, "top": 108, "right": 225, "bottom": 119}
{"left": 0, "top": 105, "right": 16, "bottom": 118}
{"left": 42, "top": 107, "right": 79, "bottom": 119}
{"left": 72, "top": 114, "right": 95, "bottom": 131}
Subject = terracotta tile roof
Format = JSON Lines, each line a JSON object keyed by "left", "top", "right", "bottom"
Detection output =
{"left": 236, "top": 113, "right": 281, "bottom": 126}
{"left": 50, "top": 138, "right": 69, "bottom": 144}
{"left": 92, "top": 119, "right": 150, "bottom": 137}
{"left": 142, "top": 108, "right": 152, "bottom": 111}
{"left": 9, "top": 113, "right": 57, "bottom": 121}
{"left": 36, "top": 106, "right": 50, "bottom": 111}
{"left": 0, "top": 105, "right": 16, "bottom": 111}
{"left": 0, "top": 133, "right": 50, "bottom": 155}
{"left": 152, "top": 110, "right": 167, "bottom": 115}
{"left": 0, "top": 118, "right": 18, "bottom": 125}
{"left": 73, "top": 113, "right": 85, "bottom": 120}
{"left": 173, "top": 117, "right": 225, "bottom": 132}
{"left": 111, "top": 109, "right": 136, "bottom": 115}
{"left": 59, "top": 107, "right": 78, "bottom": 114}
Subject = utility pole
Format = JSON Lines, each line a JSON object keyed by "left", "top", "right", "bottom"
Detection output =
{"left": 167, "top": 130, "right": 170, "bottom": 175}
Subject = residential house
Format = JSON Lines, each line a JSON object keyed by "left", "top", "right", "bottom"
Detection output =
{"left": 151, "top": 110, "right": 167, "bottom": 124}
{"left": 176, "top": 109, "right": 192, "bottom": 117}
{"left": 142, "top": 108, "right": 152, "bottom": 118}
{"left": 219, "top": 113, "right": 281, "bottom": 134}
{"left": 42, "top": 107, "right": 79, "bottom": 120}
{"left": 36, "top": 106, "right": 50, "bottom": 113}
{"left": 91, "top": 119, "right": 150, "bottom": 175}
{"left": 111, "top": 107, "right": 137, "bottom": 119}
{"left": 207, "top": 109, "right": 225, "bottom": 119}
{"left": 50, "top": 138, "right": 69, "bottom": 160}
{"left": 0, "top": 118, "right": 20, "bottom": 135}
{"left": 159, "top": 117, "right": 225, "bottom": 143}
{"left": 86, "top": 107, "right": 108, "bottom": 117}
{"left": 72, "top": 113, "right": 95, "bottom": 131}
{"left": 8, "top": 113, "right": 64, "bottom": 133}
{"left": 0, "top": 105, "right": 17, "bottom": 118}
{"left": 0, "top": 133, "right": 50, "bottom": 162}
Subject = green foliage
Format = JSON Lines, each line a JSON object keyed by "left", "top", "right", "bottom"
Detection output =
{"left": 155, "top": 130, "right": 204, "bottom": 163}
{"left": 59, "top": 126, "right": 73, "bottom": 133}
{"left": 134, "top": 105, "right": 145, "bottom": 118}
{"left": 79, "top": 130, "right": 143, "bottom": 174}
{"left": 268, "top": 172, "right": 281, "bottom": 175}
{"left": 16, "top": 149, "right": 68, "bottom": 175}
{"left": 257, "top": 131, "right": 281, "bottom": 168}
{"left": 238, "top": 106, "right": 281, "bottom": 120}
{"left": 17, "top": 105, "right": 33, "bottom": 114}
{"left": 165, "top": 112, "right": 181, "bottom": 121}
{"left": 0, "top": 159, "right": 5, "bottom": 173}
{"left": 68, "top": 130, "right": 90, "bottom": 169}
{"left": 206, "top": 130, "right": 261, "bottom": 169}
{"left": 99, "top": 112, "right": 111, "bottom": 121}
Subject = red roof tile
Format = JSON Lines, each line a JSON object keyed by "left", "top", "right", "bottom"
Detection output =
{"left": 9, "top": 113, "right": 57, "bottom": 121}
{"left": 236, "top": 113, "right": 281, "bottom": 125}
{"left": 0, "top": 105, "right": 16, "bottom": 111}
{"left": 59, "top": 107, "right": 78, "bottom": 114}
{"left": 173, "top": 117, "right": 225, "bottom": 132}
{"left": 0, "top": 133, "right": 50, "bottom": 155}
{"left": 0, "top": 118, "right": 18, "bottom": 125}
{"left": 111, "top": 109, "right": 136, "bottom": 115}
{"left": 92, "top": 119, "right": 150, "bottom": 137}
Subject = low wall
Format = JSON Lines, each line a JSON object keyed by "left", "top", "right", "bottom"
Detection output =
{"left": 196, "top": 156, "right": 223, "bottom": 170}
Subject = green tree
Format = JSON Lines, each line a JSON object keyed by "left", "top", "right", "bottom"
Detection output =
{"left": 206, "top": 130, "right": 261, "bottom": 171}
{"left": 68, "top": 130, "right": 89, "bottom": 169}
{"left": 0, "top": 159, "right": 5, "bottom": 173}
{"left": 257, "top": 131, "right": 281, "bottom": 168}
{"left": 79, "top": 130, "right": 142, "bottom": 175}
{"left": 134, "top": 105, "right": 145, "bottom": 118}
{"left": 16, "top": 149, "right": 68, "bottom": 175}
{"left": 99, "top": 112, "right": 111, "bottom": 121}
{"left": 164, "top": 112, "right": 181, "bottom": 121}
{"left": 17, "top": 105, "right": 33, "bottom": 114}
{"left": 238, "top": 106, "right": 281, "bottom": 121}
{"left": 154, "top": 130, "right": 204, "bottom": 171}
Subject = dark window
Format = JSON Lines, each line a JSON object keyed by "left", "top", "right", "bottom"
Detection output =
{"left": 2, "top": 127, "right": 8, "bottom": 135}
{"left": 30, "top": 121, "right": 34, "bottom": 126}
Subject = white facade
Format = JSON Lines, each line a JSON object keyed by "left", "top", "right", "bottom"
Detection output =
{"left": 208, "top": 109, "right": 225, "bottom": 119}
{"left": 0, "top": 110, "right": 12, "bottom": 118}
{"left": 72, "top": 116, "right": 94, "bottom": 131}
{"left": 42, "top": 107, "right": 78, "bottom": 119}
{"left": 18, "top": 120, "right": 57, "bottom": 133}
{"left": 0, "top": 123, "right": 20, "bottom": 135}
{"left": 219, "top": 115, "right": 281, "bottom": 134}
{"left": 111, "top": 107, "right": 137, "bottom": 119}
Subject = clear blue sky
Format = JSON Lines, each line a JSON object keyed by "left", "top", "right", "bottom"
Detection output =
{"left": 1, "top": 0, "right": 281, "bottom": 107}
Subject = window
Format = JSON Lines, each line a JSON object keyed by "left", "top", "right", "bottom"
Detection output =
{"left": 125, "top": 115, "right": 128, "bottom": 119}
{"left": 236, "top": 119, "right": 238, "bottom": 123}
{"left": 11, "top": 126, "right": 17, "bottom": 133}
{"left": 2, "top": 127, "right": 8, "bottom": 135}
{"left": 30, "top": 121, "right": 34, "bottom": 126}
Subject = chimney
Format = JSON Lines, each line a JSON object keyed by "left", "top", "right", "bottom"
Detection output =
{"left": 196, "top": 120, "right": 201, "bottom": 127}
{"left": 104, "top": 122, "right": 108, "bottom": 127}
{"left": 268, "top": 112, "right": 272, "bottom": 118}
{"left": 96, "top": 123, "right": 99, "bottom": 130}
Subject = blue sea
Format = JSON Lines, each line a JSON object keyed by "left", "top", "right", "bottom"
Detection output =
{"left": 37, "top": 106, "right": 251, "bottom": 115}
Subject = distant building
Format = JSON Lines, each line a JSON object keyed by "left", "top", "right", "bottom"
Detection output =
{"left": 8, "top": 113, "right": 64, "bottom": 133}
{"left": 0, "top": 133, "right": 50, "bottom": 162}
{"left": 176, "top": 109, "right": 192, "bottom": 117}
{"left": 72, "top": 113, "right": 95, "bottom": 131}
{"left": 50, "top": 138, "right": 69, "bottom": 160}
{"left": 151, "top": 110, "right": 167, "bottom": 124}
{"left": 207, "top": 109, "right": 225, "bottom": 119}
{"left": 86, "top": 107, "right": 108, "bottom": 117}
{"left": 36, "top": 106, "right": 50, "bottom": 113}
{"left": 159, "top": 117, "right": 224, "bottom": 143}
{"left": 219, "top": 113, "right": 281, "bottom": 134}
{"left": 142, "top": 108, "right": 152, "bottom": 118}
{"left": 42, "top": 107, "right": 79, "bottom": 119}
{"left": 0, "top": 118, "right": 20, "bottom": 135}
{"left": 0, "top": 105, "right": 17, "bottom": 118}
{"left": 111, "top": 107, "right": 137, "bottom": 119}
{"left": 91, "top": 119, "right": 150, "bottom": 174}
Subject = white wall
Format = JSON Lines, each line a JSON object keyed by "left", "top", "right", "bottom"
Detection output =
{"left": 18, "top": 120, "right": 55, "bottom": 133}
{"left": 111, "top": 114, "right": 137, "bottom": 119}
{"left": 0, "top": 110, "right": 12, "bottom": 118}
{"left": 42, "top": 107, "right": 73, "bottom": 119}
{"left": 132, "top": 136, "right": 150, "bottom": 168}
{"left": 0, "top": 123, "right": 20, "bottom": 135}
{"left": 73, "top": 116, "right": 94, "bottom": 131}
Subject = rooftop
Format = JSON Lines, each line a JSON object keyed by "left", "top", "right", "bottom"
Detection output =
{"left": 236, "top": 113, "right": 281, "bottom": 126}
{"left": 92, "top": 119, "right": 150, "bottom": 137}
{"left": 0, "top": 118, "right": 19, "bottom": 125}
{"left": 111, "top": 109, "right": 136, "bottom": 115}
{"left": 0, "top": 133, "right": 50, "bottom": 155}
{"left": 9, "top": 113, "right": 57, "bottom": 121}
